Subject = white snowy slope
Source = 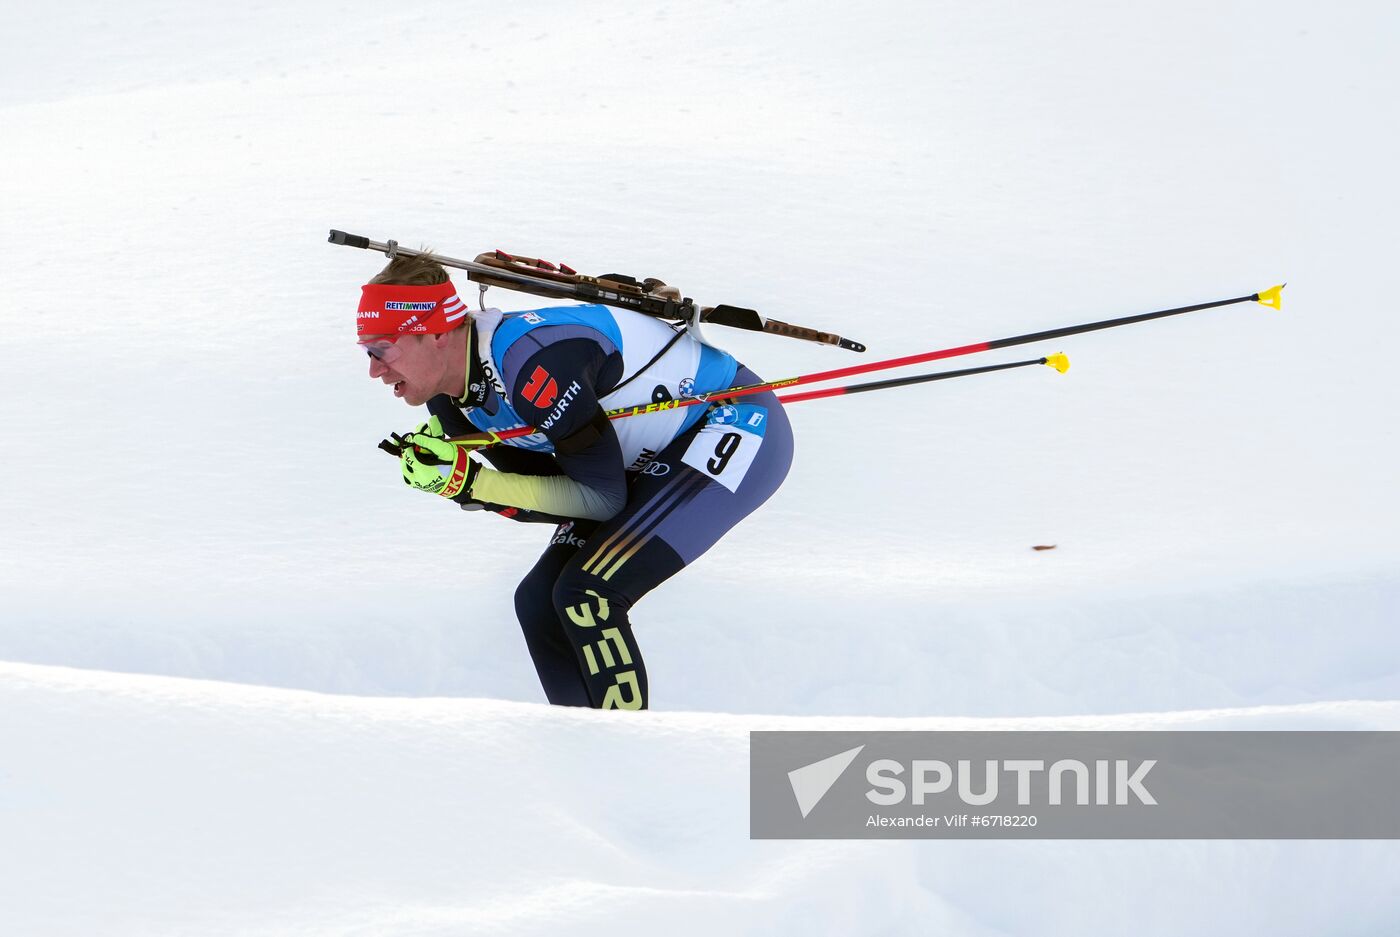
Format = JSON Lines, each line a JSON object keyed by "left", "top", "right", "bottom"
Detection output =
{"left": 2, "top": 0, "right": 1399, "bottom": 933}
{"left": 4, "top": 660, "right": 1400, "bottom": 937}
{"left": 0, "top": 0, "right": 1397, "bottom": 713}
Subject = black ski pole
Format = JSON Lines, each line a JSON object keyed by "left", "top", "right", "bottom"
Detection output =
{"left": 776, "top": 354, "right": 1068, "bottom": 405}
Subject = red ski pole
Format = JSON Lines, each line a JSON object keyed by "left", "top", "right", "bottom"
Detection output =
{"left": 425, "top": 284, "right": 1281, "bottom": 450}
{"left": 776, "top": 354, "right": 1067, "bottom": 405}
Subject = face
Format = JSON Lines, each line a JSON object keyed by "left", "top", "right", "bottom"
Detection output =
{"left": 363, "top": 333, "right": 447, "bottom": 406}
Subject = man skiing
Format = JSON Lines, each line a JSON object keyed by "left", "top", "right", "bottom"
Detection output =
{"left": 358, "top": 251, "right": 794, "bottom": 710}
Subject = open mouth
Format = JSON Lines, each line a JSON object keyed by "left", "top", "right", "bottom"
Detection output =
{"left": 393, "top": 380, "right": 406, "bottom": 398}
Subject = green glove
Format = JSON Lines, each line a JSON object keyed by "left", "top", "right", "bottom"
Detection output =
{"left": 413, "top": 415, "right": 445, "bottom": 438}
{"left": 380, "top": 415, "right": 447, "bottom": 460}
{"left": 401, "top": 429, "right": 480, "bottom": 500}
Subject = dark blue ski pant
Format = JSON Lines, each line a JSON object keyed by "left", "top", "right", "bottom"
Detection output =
{"left": 513, "top": 373, "right": 793, "bottom": 709}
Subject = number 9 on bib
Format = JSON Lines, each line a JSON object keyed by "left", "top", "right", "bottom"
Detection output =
{"left": 681, "top": 404, "right": 769, "bottom": 493}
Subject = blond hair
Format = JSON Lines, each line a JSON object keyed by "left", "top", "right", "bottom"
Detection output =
{"left": 369, "top": 249, "right": 449, "bottom": 286}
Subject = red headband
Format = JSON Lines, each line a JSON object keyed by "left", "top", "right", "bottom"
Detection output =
{"left": 357, "top": 280, "right": 467, "bottom": 338}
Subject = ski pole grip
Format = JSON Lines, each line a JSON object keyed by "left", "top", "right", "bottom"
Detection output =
{"left": 328, "top": 229, "right": 371, "bottom": 249}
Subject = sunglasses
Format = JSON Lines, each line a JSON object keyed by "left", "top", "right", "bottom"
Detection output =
{"left": 359, "top": 300, "right": 450, "bottom": 363}
{"left": 359, "top": 335, "right": 406, "bottom": 363}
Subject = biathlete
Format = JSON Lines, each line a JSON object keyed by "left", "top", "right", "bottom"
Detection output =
{"left": 357, "top": 252, "right": 793, "bottom": 710}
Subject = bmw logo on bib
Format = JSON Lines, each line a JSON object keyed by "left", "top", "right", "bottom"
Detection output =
{"left": 709, "top": 404, "right": 739, "bottom": 426}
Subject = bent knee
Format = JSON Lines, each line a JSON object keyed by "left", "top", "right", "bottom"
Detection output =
{"left": 515, "top": 569, "right": 559, "bottom": 627}
{"left": 551, "top": 576, "right": 626, "bottom": 632}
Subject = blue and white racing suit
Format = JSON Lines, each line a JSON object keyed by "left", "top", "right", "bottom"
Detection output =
{"left": 426, "top": 303, "right": 794, "bottom": 710}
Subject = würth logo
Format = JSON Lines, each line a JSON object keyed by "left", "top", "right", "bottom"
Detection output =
{"left": 521, "top": 365, "right": 559, "bottom": 408}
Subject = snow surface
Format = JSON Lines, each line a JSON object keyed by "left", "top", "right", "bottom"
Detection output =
{"left": 2, "top": 0, "right": 1399, "bottom": 933}
{"left": 6, "top": 661, "right": 1400, "bottom": 936}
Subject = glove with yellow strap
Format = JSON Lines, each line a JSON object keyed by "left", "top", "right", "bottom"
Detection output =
{"left": 399, "top": 416, "right": 485, "bottom": 501}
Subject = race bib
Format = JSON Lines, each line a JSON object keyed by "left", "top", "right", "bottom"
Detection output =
{"left": 681, "top": 404, "right": 768, "bottom": 493}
